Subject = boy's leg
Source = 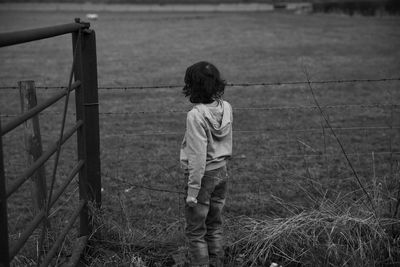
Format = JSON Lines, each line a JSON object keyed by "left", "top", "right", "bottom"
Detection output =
{"left": 185, "top": 203, "right": 210, "bottom": 266}
{"left": 205, "top": 177, "right": 227, "bottom": 267}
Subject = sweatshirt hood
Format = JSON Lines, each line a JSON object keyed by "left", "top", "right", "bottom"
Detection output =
{"left": 195, "top": 100, "right": 232, "bottom": 138}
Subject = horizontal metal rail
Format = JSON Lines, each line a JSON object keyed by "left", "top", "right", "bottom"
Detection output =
{"left": 6, "top": 120, "right": 83, "bottom": 198}
{"left": 0, "top": 23, "right": 89, "bottom": 48}
{"left": 1, "top": 81, "right": 80, "bottom": 136}
{"left": 8, "top": 161, "right": 84, "bottom": 261}
{"left": 9, "top": 210, "right": 46, "bottom": 260}
{"left": 49, "top": 160, "right": 84, "bottom": 209}
{"left": 40, "top": 200, "right": 86, "bottom": 267}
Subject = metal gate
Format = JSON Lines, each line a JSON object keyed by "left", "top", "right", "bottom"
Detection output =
{"left": 0, "top": 18, "right": 101, "bottom": 267}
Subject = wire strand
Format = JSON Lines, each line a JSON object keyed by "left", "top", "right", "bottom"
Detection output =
{"left": 0, "top": 77, "right": 399, "bottom": 90}
{"left": 1, "top": 103, "right": 398, "bottom": 118}
{"left": 102, "top": 172, "right": 184, "bottom": 195}
{"left": 304, "top": 68, "right": 377, "bottom": 215}
{"left": 99, "top": 126, "right": 400, "bottom": 138}
{"left": 101, "top": 150, "right": 400, "bottom": 195}
{"left": 100, "top": 151, "right": 400, "bottom": 164}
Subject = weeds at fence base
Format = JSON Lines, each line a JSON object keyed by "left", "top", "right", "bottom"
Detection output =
{"left": 83, "top": 196, "right": 400, "bottom": 267}
{"left": 225, "top": 202, "right": 400, "bottom": 267}
{"left": 84, "top": 201, "right": 185, "bottom": 266}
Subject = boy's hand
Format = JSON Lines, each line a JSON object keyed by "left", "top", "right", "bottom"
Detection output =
{"left": 186, "top": 196, "right": 198, "bottom": 207}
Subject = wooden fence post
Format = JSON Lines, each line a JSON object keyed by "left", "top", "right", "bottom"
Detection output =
{"left": 0, "top": 119, "right": 10, "bottom": 267}
{"left": 18, "top": 81, "right": 47, "bottom": 213}
{"left": 72, "top": 20, "right": 101, "bottom": 236}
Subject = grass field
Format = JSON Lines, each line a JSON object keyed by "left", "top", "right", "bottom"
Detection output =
{"left": 1, "top": 10, "right": 400, "bottom": 266}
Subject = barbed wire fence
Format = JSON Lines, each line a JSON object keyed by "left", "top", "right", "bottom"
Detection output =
{"left": 1, "top": 77, "right": 399, "bottom": 222}
{"left": 1, "top": 77, "right": 399, "bottom": 90}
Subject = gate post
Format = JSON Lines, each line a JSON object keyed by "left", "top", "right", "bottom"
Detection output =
{"left": 72, "top": 19, "right": 101, "bottom": 236}
{"left": 0, "top": 119, "right": 10, "bottom": 267}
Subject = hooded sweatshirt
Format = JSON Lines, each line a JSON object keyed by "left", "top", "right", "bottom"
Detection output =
{"left": 180, "top": 100, "right": 233, "bottom": 198}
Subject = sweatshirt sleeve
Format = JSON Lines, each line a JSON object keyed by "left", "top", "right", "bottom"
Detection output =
{"left": 186, "top": 109, "right": 207, "bottom": 198}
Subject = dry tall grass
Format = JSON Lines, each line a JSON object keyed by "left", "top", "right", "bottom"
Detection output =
{"left": 84, "top": 186, "right": 400, "bottom": 267}
{"left": 225, "top": 200, "right": 399, "bottom": 266}
{"left": 85, "top": 198, "right": 186, "bottom": 267}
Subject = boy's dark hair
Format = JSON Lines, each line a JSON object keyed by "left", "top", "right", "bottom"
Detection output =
{"left": 183, "top": 61, "right": 226, "bottom": 104}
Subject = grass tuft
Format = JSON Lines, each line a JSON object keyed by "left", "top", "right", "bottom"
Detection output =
{"left": 84, "top": 201, "right": 186, "bottom": 267}
{"left": 226, "top": 200, "right": 400, "bottom": 267}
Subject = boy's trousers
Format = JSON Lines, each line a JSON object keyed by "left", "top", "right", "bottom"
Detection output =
{"left": 185, "top": 166, "right": 228, "bottom": 267}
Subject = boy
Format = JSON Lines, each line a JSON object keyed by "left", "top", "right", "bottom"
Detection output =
{"left": 180, "top": 61, "right": 233, "bottom": 267}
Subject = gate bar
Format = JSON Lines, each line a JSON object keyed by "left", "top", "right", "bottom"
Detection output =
{"left": 9, "top": 210, "right": 46, "bottom": 260}
{"left": 49, "top": 160, "right": 84, "bottom": 208}
{"left": 0, "top": 119, "right": 10, "bottom": 267}
{"left": 39, "top": 200, "right": 86, "bottom": 267}
{"left": 0, "top": 23, "right": 89, "bottom": 48}
{"left": 1, "top": 81, "right": 80, "bottom": 136}
{"left": 6, "top": 120, "right": 83, "bottom": 198}
{"left": 9, "top": 160, "right": 84, "bottom": 261}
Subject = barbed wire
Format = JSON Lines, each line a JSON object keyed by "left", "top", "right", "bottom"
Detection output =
{"left": 0, "top": 77, "right": 399, "bottom": 90}
{"left": 99, "top": 150, "right": 399, "bottom": 164}
{"left": 3, "top": 123, "right": 396, "bottom": 140}
{"left": 2, "top": 78, "right": 398, "bottom": 196}
{"left": 101, "top": 150, "right": 400, "bottom": 195}
{"left": 97, "top": 103, "right": 398, "bottom": 115}
{"left": 2, "top": 76, "right": 399, "bottom": 224}
{"left": 101, "top": 171, "right": 185, "bottom": 195}
{"left": 98, "top": 126, "right": 400, "bottom": 138}
{"left": 1, "top": 103, "right": 399, "bottom": 118}
{"left": 225, "top": 77, "right": 400, "bottom": 87}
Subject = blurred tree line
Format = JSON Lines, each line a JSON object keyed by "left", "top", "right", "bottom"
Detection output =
{"left": 0, "top": 0, "right": 398, "bottom": 16}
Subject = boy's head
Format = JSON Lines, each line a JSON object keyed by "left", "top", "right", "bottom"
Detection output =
{"left": 183, "top": 61, "right": 226, "bottom": 104}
